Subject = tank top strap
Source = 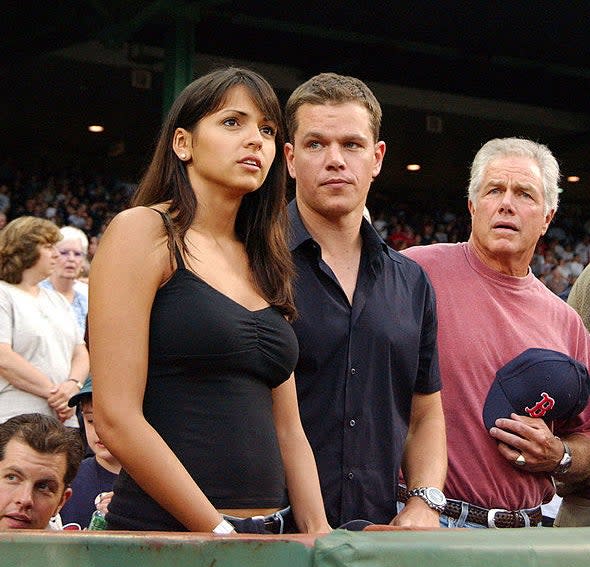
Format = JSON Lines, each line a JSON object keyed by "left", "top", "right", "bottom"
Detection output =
{"left": 150, "top": 208, "right": 185, "bottom": 269}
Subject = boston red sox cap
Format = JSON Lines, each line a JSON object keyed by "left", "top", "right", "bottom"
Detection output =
{"left": 482, "top": 348, "right": 590, "bottom": 431}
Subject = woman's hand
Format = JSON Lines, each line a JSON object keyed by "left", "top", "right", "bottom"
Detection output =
{"left": 47, "top": 380, "right": 79, "bottom": 418}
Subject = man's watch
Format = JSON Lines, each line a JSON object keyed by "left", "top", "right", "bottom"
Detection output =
{"left": 552, "top": 437, "right": 572, "bottom": 476}
{"left": 407, "top": 486, "right": 447, "bottom": 513}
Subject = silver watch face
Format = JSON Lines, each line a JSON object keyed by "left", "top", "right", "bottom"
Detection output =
{"left": 561, "top": 451, "right": 572, "bottom": 466}
{"left": 425, "top": 487, "right": 446, "bottom": 507}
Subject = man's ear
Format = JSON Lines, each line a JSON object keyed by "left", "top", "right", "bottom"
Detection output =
{"left": 284, "top": 143, "right": 296, "bottom": 179}
{"left": 56, "top": 487, "right": 73, "bottom": 515}
{"left": 371, "top": 141, "right": 386, "bottom": 179}
{"left": 540, "top": 208, "right": 556, "bottom": 236}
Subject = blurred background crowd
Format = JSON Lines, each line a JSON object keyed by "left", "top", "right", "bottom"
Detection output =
{"left": 0, "top": 158, "right": 586, "bottom": 302}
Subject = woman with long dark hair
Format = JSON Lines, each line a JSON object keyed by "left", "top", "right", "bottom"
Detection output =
{"left": 89, "top": 67, "right": 330, "bottom": 534}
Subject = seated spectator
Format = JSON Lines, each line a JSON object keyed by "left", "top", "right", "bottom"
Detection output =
{"left": 575, "top": 235, "right": 590, "bottom": 265}
{"left": 0, "top": 185, "right": 10, "bottom": 215}
{"left": 558, "top": 242, "right": 575, "bottom": 262}
{"left": 86, "top": 236, "right": 99, "bottom": 264}
{"left": 539, "top": 249, "right": 558, "bottom": 277}
{"left": 545, "top": 265, "right": 571, "bottom": 300}
{"left": 0, "top": 413, "right": 83, "bottom": 529}
{"left": 418, "top": 220, "right": 438, "bottom": 245}
{"left": 371, "top": 211, "right": 390, "bottom": 239}
{"left": 547, "top": 224, "right": 567, "bottom": 244}
{"left": 433, "top": 223, "right": 449, "bottom": 243}
{"left": 387, "top": 222, "right": 416, "bottom": 250}
{"left": 530, "top": 242, "right": 546, "bottom": 277}
{"left": 59, "top": 377, "right": 120, "bottom": 529}
{"left": 566, "top": 254, "right": 585, "bottom": 282}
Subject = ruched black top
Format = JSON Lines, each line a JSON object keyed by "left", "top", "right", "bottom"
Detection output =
{"left": 107, "top": 220, "right": 298, "bottom": 531}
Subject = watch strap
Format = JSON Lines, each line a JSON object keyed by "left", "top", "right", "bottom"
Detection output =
{"left": 407, "top": 486, "right": 446, "bottom": 513}
{"left": 552, "top": 437, "right": 572, "bottom": 476}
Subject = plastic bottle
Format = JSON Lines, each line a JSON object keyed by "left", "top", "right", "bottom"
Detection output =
{"left": 88, "top": 509, "right": 107, "bottom": 530}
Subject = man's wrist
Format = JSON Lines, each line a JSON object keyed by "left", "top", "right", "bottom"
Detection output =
{"left": 407, "top": 486, "right": 446, "bottom": 513}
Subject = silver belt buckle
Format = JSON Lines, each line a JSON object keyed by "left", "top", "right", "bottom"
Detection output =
{"left": 487, "top": 508, "right": 508, "bottom": 528}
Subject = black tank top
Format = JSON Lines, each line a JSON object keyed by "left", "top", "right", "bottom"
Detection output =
{"left": 107, "top": 213, "right": 298, "bottom": 530}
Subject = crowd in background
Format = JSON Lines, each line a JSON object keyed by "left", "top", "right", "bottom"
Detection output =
{"left": 1, "top": 159, "right": 589, "bottom": 302}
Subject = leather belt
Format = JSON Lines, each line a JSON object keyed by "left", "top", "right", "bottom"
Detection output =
{"left": 398, "top": 485, "right": 542, "bottom": 528}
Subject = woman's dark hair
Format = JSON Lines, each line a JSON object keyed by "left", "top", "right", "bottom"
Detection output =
{"left": 132, "top": 66, "right": 295, "bottom": 319}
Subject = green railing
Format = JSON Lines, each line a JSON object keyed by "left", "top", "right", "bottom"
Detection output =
{"left": 2, "top": 527, "right": 590, "bottom": 567}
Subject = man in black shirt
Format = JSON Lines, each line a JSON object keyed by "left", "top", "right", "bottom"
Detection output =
{"left": 284, "top": 73, "right": 446, "bottom": 528}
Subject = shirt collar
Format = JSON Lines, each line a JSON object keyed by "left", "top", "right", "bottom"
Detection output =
{"left": 288, "top": 199, "right": 313, "bottom": 251}
{"left": 288, "top": 199, "right": 397, "bottom": 262}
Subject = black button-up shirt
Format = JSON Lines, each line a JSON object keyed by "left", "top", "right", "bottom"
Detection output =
{"left": 289, "top": 201, "right": 441, "bottom": 526}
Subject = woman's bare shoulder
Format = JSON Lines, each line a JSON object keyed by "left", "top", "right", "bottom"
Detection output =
{"left": 110, "top": 205, "right": 165, "bottom": 227}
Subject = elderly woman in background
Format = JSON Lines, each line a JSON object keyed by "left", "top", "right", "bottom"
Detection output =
{"left": 40, "top": 225, "right": 89, "bottom": 334}
{"left": 0, "top": 216, "right": 89, "bottom": 425}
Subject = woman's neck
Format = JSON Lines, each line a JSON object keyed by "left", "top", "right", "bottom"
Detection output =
{"left": 14, "top": 273, "right": 42, "bottom": 296}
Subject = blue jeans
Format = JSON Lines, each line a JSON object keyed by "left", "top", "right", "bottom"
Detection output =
{"left": 397, "top": 501, "right": 484, "bottom": 528}
{"left": 439, "top": 503, "right": 486, "bottom": 528}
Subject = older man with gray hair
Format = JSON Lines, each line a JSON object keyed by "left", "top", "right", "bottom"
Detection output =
{"left": 403, "top": 137, "right": 590, "bottom": 528}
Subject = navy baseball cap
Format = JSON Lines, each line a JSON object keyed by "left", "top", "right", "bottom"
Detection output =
{"left": 68, "top": 376, "right": 93, "bottom": 407}
{"left": 482, "top": 348, "right": 590, "bottom": 431}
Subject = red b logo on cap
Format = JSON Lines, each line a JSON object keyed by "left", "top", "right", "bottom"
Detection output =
{"left": 525, "top": 392, "right": 555, "bottom": 418}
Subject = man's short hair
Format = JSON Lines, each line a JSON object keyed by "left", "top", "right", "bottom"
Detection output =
{"left": 468, "top": 137, "right": 560, "bottom": 216}
{"left": 285, "top": 72, "right": 382, "bottom": 142}
{"left": 0, "top": 414, "right": 83, "bottom": 486}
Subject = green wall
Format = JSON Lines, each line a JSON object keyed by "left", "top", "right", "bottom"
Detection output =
{"left": 2, "top": 528, "right": 590, "bottom": 567}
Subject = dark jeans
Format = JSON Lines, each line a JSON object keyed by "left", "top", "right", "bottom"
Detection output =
{"left": 223, "top": 507, "right": 372, "bottom": 533}
{"left": 223, "top": 506, "right": 296, "bottom": 534}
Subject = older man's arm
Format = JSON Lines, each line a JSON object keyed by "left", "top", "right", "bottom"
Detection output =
{"left": 491, "top": 415, "right": 590, "bottom": 483}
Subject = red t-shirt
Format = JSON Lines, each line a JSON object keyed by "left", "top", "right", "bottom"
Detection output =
{"left": 403, "top": 241, "right": 590, "bottom": 510}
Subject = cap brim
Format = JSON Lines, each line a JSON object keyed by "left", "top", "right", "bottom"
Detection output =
{"left": 68, "top": 391, "right": 91, "bottom": 407}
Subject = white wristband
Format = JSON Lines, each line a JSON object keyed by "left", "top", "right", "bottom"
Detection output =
{"left": 212, "top": 519, "right": 235, "bottom": 534}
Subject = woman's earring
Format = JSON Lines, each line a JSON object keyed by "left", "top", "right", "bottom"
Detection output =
{"left": 179, "top": 153, "right": 187, "bottom": 160}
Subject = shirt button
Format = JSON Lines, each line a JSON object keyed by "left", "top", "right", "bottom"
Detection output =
{"left": 349, "top": 419, "right": 356, "bottom": 427}
{"left": 350, "top": 368, "right": 356, "bottom": 375}
{"left": 347, "top": 472, "right": 354, "bottom": 480}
